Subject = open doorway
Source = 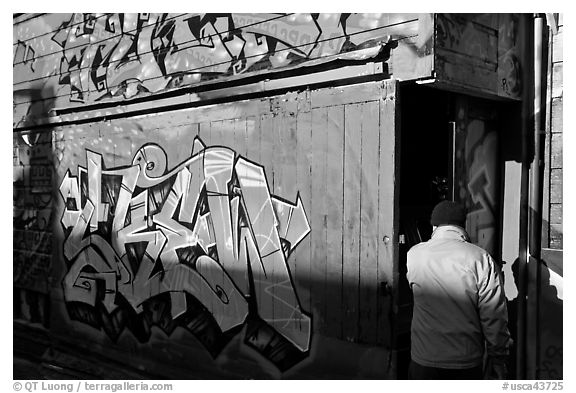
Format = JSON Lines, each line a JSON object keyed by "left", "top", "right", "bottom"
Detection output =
{"left": 396, "top": 82, "right": 455, "bottom": 378}
{"left": 395, "top": 82, "right": 506, "bottom": 379}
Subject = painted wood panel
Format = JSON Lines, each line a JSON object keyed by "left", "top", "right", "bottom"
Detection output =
{"left": 358, "top": 101, "right": 380, "bottom": 343}
{"left": 377, "top": 81, "right": 399, "bottom": 346}
{"left": 294, "top": 100, "right": 313, "bottom": 315}
{"left": 310, "top": 106, "right": 329, "bottom": 334}
{"left": 31, "top": 80, "right": 399, "bottom": 377}
{"left": 324, "top": 106, "right": 345, "bottom": 339}
{"left": 435, "top": 13, "right": 526, "bottom": 100}
{"left": 342, "top": 103, "right": 362, "bottom": 341}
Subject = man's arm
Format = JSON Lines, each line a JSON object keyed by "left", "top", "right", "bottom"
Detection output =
{"left": 477, "top": 253, "right": 513, "bottom": 358}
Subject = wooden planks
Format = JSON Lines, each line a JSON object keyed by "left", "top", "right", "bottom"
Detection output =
{"left": 377, "top": 80, "right": 398, "bottom": 346}
{"left": 310, "top": 82, "right": 382, "bottom": 109}
{"left": 269, "top": 106, "right": 298, "bottom": 331}
{"left": 324, "top": 106, "right": 345, "bottom": 339}
{"left": 310, "top": 106, "right": 328, "bottom": 334}
{"left": 342, "top": 103, "right": 362, "bottom": 341}
{"left": 198, "top": 121, "right": 212, "bottom": 147}
{"left": 275, "top": 110, "right": 299, "bottom": 273}
{"left": 257, "top": 112, "right": 275, "bottom": 321}
{"left": 233, "top": 118, "right": 247, "bottom": 158}
{"left": 294, "top": 96, "right": 313, "bottom": 315}
{"left": 358, "top": 101, "right": 380, "bottom": 343}
{"left": 50, "top": 80, "right": 400, "bottom": 349}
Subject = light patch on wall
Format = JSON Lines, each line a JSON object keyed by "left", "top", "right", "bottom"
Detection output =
{"left": 548, "top": 269, "right": 563, "bottom": 300}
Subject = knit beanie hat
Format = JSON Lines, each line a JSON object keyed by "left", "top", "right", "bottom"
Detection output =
{"left": 430, "top": 200, "right": 466, "bottom": 227}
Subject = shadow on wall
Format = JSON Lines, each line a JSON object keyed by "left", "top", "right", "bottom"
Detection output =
{"left": 13, "top": 87, "right": 57, "bottom": 328}
{"left": 532, "top": 249, "right": 563, "bottom": 380}
{"left": 506, "top": 248, "right": 563, "bottom": 380}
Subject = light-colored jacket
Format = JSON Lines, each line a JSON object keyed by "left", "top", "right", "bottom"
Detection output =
{"left": 407, "top": 225, "right": 512, "bottom": 369}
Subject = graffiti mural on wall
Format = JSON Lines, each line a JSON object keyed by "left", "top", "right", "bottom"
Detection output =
{"left": 47, "top": 13, "right": 391, "bottom": 102}
{"left": 59, "top": 137, "right": 311, "bottom": 370}
{"left": 456, "top": 119, "right": 499, "bottom": 257}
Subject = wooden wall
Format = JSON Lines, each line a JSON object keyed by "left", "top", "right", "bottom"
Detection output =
{"left": 435, "top": 14, "right": 526, "bottom": 100}
{"left": 29, "top": 81, "right": 399, "bottom": 378}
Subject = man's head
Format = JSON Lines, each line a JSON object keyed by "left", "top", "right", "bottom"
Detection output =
{"left": 430, "top": 200, "right": 466, "bottom": 228}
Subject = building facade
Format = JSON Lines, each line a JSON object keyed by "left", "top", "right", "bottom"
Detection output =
{"left": 13, "top": 13, "right": 562, "bottom": 379}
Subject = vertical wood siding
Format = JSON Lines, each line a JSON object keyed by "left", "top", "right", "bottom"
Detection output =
{"left": 44, "top": 80, "right": 399, "bottom": 376}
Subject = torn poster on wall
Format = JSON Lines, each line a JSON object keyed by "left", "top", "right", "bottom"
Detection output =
{"left": 59, "top": 137, "right": 311, "bottom": 370}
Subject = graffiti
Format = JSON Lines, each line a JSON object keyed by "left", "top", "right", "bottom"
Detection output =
{"left": 14, "top": 130, "right": 54, "bottom": 294}
{"left": 468, "top": 166, "right": 496, "bottom": 219}
{"left": 14, "top": 40, "right": 36, "bottom": 72}
{"left": 436, "top": 14, "right": 523, "bottom": 100}
{"left": 498, "top": 14, "right": 522, "bottom": 97}
{"left": 455, "top": 107, "right": 499, "bottom": 256}
{"left": 51, "top": 13, "right": 160, "bottom": 102}
{"left": 47, "top": 13, "right": 391, "bottom": 102}
{"left": 464, "top": 134, "right": 498, "bottom": 255}
{"left": 500, "top": 52, "right": 522, "bottom": 96}
{"left": 59, "top": 137, "right": 311, "bottom": 370}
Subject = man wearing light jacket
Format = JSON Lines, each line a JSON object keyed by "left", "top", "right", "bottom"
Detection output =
{"left": 407, "top": 200, "right": 512, "bottom": 379}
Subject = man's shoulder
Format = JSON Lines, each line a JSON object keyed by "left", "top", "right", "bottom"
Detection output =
{"left": 459, "top": 241, "right": 491, "bottom": 257}
{"left": 407, "top": 241, "right": 428, "bottom": 254}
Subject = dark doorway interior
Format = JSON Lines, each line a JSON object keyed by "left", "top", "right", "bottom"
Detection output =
{"left": 396, "top": 82, "right": 454, "bottom": 379}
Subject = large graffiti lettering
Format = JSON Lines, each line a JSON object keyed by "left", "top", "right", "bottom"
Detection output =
{"left": 49, "top": 13, "right": 391, "bottom": 102}
{"left": 60, "top": 137, "right": 311, "bottom": 370}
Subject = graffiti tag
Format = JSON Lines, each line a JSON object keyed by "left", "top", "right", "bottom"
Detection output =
{"left": 60, "top": 137, "right": 311, "bottom": 369}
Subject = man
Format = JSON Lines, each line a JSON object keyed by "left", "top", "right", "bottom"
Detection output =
{"left": 406, "top": 200, "right": 512, "bottom": 379}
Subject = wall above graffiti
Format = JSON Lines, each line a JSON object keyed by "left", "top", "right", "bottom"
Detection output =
{"left": 14, "top": 13, "right": 525, "bottom": 128}
{"left": 13, "top": 13, "right": 431, "bottom": 126}
{"left": 59, "top": 137, "right": 312, "bottom": 370}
